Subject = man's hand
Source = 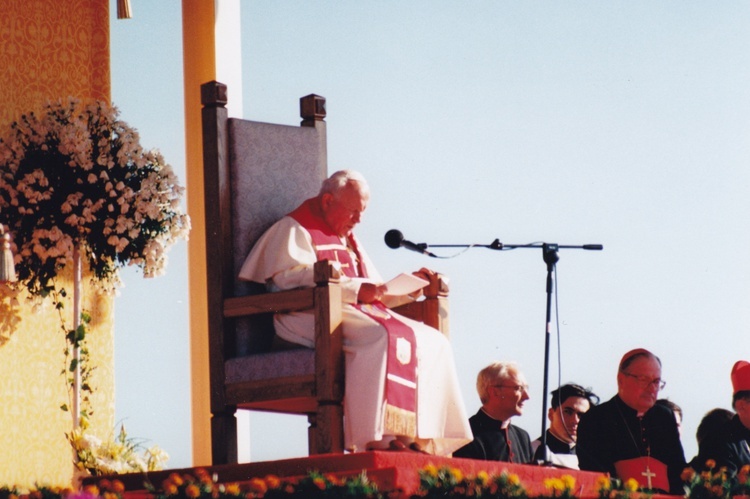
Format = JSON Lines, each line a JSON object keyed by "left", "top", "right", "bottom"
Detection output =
{"left": 358, "top": 282, "right": 387, "bottom": 303}
{"left": 412, "top": 267, "right": 436, "bottom": 282}
{"left": 409, "top": 267, "right": 436, "bottom": 299}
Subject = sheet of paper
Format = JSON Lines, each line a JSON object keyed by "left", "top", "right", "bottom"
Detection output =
{"left": 383, "top": 273, "right": 429, "bottom": 296}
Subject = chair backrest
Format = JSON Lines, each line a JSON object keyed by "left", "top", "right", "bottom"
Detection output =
{"left": 228, "top": 118, "right": 327, "bottom": 293}
{"left": 201, "top": 82, "right": 327, "bottom": 357}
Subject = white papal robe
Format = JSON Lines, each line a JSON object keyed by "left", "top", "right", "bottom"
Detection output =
{"left": 238, "top": 215, "right": 472, "bottom": 455}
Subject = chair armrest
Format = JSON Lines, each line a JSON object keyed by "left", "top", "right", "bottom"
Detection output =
{"left": 392, "top": 272, "right": 450, "bottom": 336}
{"left": 423, "top": 271, "right": 449, "bottom": 298}
{"left": 224, "top": 289, "right": 314, "bottom": 318}
{"left": 224, "top": 260, "right": 340, "bottom": 319}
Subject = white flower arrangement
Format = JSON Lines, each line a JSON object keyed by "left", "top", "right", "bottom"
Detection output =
{"left": 69, "top": 420, "right": 169, "bottom": 476}
{"left": 0, "top": 98, "right": 186, "bottom": 476}
{"left": 0, "top": 98, "right": 190, "bottom": 297}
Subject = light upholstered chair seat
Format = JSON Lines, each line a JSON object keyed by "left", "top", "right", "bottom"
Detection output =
{"left": 224, "top": 349, "right": 314, "bottom": 384}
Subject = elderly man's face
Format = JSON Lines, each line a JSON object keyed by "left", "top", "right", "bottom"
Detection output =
{"left": 617, "top": 355, "right": 662, "bottom": 414}
{"left": 491, "top": 370, "right": 530, "bottom": 419}
{"left": 549, "top": 396, "right": 590, "bottom": 443}
{"left": 321, "top": 181, "right": 369, "bottom": 237}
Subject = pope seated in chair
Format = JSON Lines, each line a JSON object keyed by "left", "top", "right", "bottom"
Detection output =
{"left": 239, "top": 169, "right": 472, "bottom": 455}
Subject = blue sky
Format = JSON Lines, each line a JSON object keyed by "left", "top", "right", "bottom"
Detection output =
{"left": 111, "top": 1, "right": 750, "bottom": 468}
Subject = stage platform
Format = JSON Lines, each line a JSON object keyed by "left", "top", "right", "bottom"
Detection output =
{"left": 88, "top": 451, "right": 612, "bottom": 498}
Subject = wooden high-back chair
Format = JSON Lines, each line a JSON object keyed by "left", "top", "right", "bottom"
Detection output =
{"left": 200, "top": 81, "right": 449, "bottom": 464}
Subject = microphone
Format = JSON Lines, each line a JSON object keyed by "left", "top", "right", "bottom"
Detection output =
{"left": 384, "top": 229, "right": 435, "bottom": 257}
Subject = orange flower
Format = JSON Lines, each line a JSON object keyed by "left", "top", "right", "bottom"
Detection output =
{"left": 681, "top": 467, "right": 697, "bottom": 482}
{"left": 507, "top": 473, "right": 521, "bottom": 486}
{"left": 224, "top": 483, "right": 241, "bottom": 495}
{"left": 163, "top": 483, "right": 179, "bottom": 496}
{"left": 596, "top": 475, "right": 611, "bottom": 491}
{"left": 248, "top": 478, "right": 267, "bottom": 495}
{"left": 264, "top": 475, "right": 281, "bottom": 489}
{"left": 168, "top": 473, "right": 184, "bottom": 487}
{"left": 196, "top": 470, "right": 214, "bottom": 487}
{"left": 313, "top": 477, "right": 327, "bottom": 491}
{"left": 706, "top": 459, "right": 717, "bottom": 469}
{"left": 325, "top": 474, "right": 341, "bottom": 486}
{"left": 111, "top": 480, "right": 126, "bottom": 493}
{"left": 185, "top": 484, "right": 202, "bottom": 499}
{"left": 738, "top": 466, "right": 750, "bottom": 485}
{"left": 84, "top": 485, "right": 100, "bottom": 496}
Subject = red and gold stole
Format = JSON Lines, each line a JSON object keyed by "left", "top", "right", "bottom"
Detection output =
{"left": 289, "top": 199, "right": 418, "bottom": 436}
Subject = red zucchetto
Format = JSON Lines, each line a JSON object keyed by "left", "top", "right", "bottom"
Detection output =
{"left": 619, "top": 348, "right": 654, "bottom": 371}
{"left": 731, "top": 360, "right": 750, "bottom": 394}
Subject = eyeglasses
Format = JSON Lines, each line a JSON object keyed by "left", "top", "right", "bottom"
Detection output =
{"left": 622, "top": 372, "right": 666, "bottom": 390}
{"left": 493, "top": 384, "right": 530, "bottom": 393}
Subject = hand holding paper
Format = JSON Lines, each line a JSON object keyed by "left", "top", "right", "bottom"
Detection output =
{"left": 383, "top": 272, "right": 429, "bottom": 297}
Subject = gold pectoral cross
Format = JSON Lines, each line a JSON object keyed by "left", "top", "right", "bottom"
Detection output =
{"left": 641, "top": 466, "right": 655, "bottom": 489}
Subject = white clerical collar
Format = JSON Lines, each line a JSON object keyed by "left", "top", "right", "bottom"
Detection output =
{"left": 481, "top": 408, "right": 511, "bottom": 429}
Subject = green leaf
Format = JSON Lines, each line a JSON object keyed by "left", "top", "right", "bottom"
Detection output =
{"left": 75, "top": 324, "right": 86, "bottom": 342}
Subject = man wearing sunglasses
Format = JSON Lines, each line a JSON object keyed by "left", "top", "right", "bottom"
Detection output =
{"left": 577, "top": 348, "right": 686, "bottom": 494}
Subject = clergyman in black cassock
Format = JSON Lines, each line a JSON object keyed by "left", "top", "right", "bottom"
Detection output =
{"left": 453, "top": 361, "right": 533, "bottom": 463}
{"left": 455, "top": 409, "right": 533, "bottom": 463}
{"left": 576, "top": 349, "right": 686, "bottom": 495}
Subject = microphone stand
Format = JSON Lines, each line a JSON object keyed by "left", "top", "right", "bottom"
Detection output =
{"left": 413, "top": 238, "right": 602, "bottom": 464}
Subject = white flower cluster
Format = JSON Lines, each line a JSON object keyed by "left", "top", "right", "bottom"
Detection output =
{"left": 0, "top": 98, "right": 190, "bottom": 296}
{"left": 69, "top": 423, "right": 169, "bottom": 476}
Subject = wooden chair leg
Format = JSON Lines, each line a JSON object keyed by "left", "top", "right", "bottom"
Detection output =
{"left": 307, "top": 413, "right": 318, "bottom": 456}
{"left": 211, "top": 411, "right": 238, "bottom": 465}
{"left": 313, "top": 402, "right": 344, "bottom": 454}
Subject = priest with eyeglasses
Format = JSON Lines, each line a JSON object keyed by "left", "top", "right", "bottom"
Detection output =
{"left": 453, "top": 361, "right": 534, "bottom": 463}
{"left": 576, "top": 348, "right": 686, "bottom": 495}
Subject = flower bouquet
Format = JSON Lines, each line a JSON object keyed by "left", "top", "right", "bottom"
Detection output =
{"left": 69, "top": 420, "right": 168, "bottom": 476}
{"left": 0, "top": 97, "right": 190, "bottom": 297}
{"left": 683, "top": 461, "right": 733, "bottom": 499}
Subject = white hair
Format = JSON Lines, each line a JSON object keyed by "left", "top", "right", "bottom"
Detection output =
{"left": 476, "top": 361, "right": 521, "bottom": 404}
{"left": 320, "top": 170, "right": 369, "bottom": 197}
